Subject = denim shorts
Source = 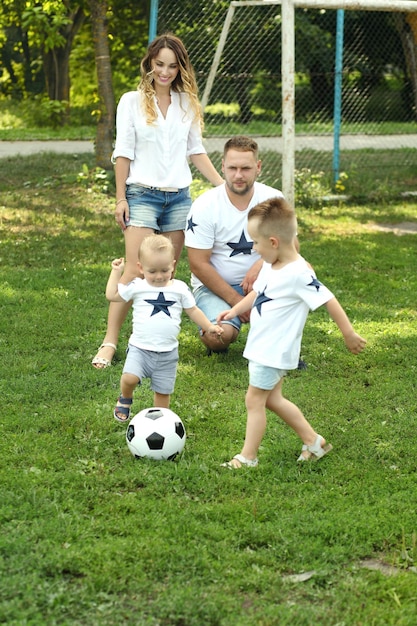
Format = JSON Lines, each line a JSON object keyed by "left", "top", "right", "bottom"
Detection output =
{"left": 125, "top": 184, "right": 191, "bottom": 232}
{"left": 194, "top": 284, "right": 245, "bottom": 332}
{"left": 123, "top": 345, "right": 179, "bottom": 395}
{"left": 248, "top": 360, "right": 287, "bottom": 391}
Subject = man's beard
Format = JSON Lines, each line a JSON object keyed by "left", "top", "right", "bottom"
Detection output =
{"left": 226, "top": 181, "right": 252, "bottom": 196}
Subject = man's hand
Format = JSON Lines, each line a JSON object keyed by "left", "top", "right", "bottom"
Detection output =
{"left": 240, "top": 258, "right": 263, "bottom": 294}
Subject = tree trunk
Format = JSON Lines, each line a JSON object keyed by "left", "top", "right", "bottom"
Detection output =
{"left": 42, "top": 7, "right": 85, "bottom": 123}
{"left": 43, "top": 46, "right": 71, "bottom": 102}
{"left": 90, "top": 0, "right": 115, "bottom": 170}
{"left": 393, "top": 13, "right": 417, "bottom": 121}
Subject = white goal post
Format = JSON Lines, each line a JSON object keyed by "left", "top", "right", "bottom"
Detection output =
{"left": 203, "top": 0, "right": 417, "bottom": 205}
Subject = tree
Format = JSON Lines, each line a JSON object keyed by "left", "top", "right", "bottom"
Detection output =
{"left": 393, "top": 12, "right": 417, "bottom": 120}
{"left": 22, "top": 1, "right": 86, "bottom": 105}
{"left": 0, "top": 0, "right": 42, "bottom": 98}
{"left": 89, "top": 0, "right": 114, "bottom": 168}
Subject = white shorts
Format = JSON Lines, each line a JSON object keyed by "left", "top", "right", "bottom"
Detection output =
{"left": 248, "top": 360, "right": 287, "bottom": 390}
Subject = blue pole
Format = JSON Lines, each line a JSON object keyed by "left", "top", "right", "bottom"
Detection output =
{"left": 333, "top": 9, "right": 344, "bottom": 185}
{"left": 148, "top": 0, "right": 159, "bottom": 44}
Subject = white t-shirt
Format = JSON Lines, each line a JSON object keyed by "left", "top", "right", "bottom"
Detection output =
{"left": 112, "top": 91, "right": 206, "bottom": 188}
{"left": 184, "top": 182, "right": 284, "bottom": 290}
{"left": 118, "top": 278, "right": 196, "bottom": 351}
{"left": 243, "top": 258, "right": 334, "bottom": 370}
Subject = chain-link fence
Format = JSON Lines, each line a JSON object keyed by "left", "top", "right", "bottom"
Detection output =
{"left": 158, "top": 0, "right": 417, "bottom": 201}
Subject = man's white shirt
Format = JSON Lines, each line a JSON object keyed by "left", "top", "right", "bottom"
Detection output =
{"left": 185, "top": 182, "right": 283, "bottom": 290}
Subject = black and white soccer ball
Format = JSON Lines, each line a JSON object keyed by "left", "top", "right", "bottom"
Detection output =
{"left": 126, "top": 407, "right": 186, "bottom": 461}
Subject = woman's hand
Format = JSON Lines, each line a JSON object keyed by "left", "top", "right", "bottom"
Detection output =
{"left": 115, "top": 198, "right": 129, "bottom": 231}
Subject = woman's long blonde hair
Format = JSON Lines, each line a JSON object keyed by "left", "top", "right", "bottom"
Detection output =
{"left": 138, "top": 33, "right": 203, "bottom": 129}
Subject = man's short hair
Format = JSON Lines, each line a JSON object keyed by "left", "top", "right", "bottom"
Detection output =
{"left": 223, "top": 136, "right": 259, "bottom": 159}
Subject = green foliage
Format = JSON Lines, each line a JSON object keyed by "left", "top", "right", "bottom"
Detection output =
{"left": 0, "top": 0, "right": 416, "bottom": 133}
{"left": 22, "top": 4, "right": 72, "bottom": 51}
{"left": 1, "top": 152, "right": 417, "bottom": 624}
{"left": 77, "top": 163, "right": 114, "bottom": 194}
{"left": 0, "top": 96, "right": 95, "bottom": 130}
{"left": 204, "top": 101, "right": 240, "bottom": 123}
{"left": 294, "top": 168, "right": 332, "bottom": 208}
{"left": 29, "top": 95, "right": 69, "bottom": 128}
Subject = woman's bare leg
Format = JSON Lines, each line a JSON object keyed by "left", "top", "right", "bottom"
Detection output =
{"left": 162, "top": 229, "right": 184, "bottom": 273}
{"left": 92, "top": 226, "right": 154, "bottom": 368}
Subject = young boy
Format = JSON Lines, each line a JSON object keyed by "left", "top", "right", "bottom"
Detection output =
{"left": 217, "top": 198, "right": 366, "bottom": 467}
{"left": 106, "top": 234, "right": 223, "bottom": 422}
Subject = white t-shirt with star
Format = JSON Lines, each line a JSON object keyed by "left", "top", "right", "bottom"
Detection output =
{"left": 243, "top": 257, "right": 334, "bottom": 370}
{"left": 118, "top": 278, "right": 196, "bottom": 351}
{"left": 184, "top": 182, "right": 284, "bottom": 290}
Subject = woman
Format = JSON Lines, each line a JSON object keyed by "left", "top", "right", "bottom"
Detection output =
{"left": 92, "top": 33, "right": 223, "bottom": 369}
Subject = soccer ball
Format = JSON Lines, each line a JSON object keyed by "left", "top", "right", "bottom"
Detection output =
{"left": 126, "top": 407, "right": 186, "bottom": 461}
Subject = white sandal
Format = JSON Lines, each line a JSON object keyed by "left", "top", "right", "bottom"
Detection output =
{"left": 91, "top": 342, "right": 117, "bottom": 369}
{"left": 297, "top": 434, "right": 333, "bottom": 462}
{"left": 221, "top": 454, "right": 259, "bottom": 469}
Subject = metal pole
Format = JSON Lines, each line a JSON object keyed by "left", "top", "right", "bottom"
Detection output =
{"left": 201, "top": 4, "right": 236, "bottom": 110}
{"left": 281, "top": 0, "right": 295, "bottom": 206}
{"left": 148, "top": 0, "right": 159, "bottom": 44}
{"left": 333, "top": 9, "right": 345, "bottom": 184}
{"left": 294, "top": 0, "right": 417, "bottom": 10}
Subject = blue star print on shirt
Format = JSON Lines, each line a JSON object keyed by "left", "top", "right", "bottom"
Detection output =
{"left": 307, "top": 276, "right": 322, "bottom": 292}
{"left": 253, "top": 288, "right": 273, "bottom": 315}
{"left": 145, "top": 292, "right": 176, "bottom": 317}
{"left": 186, "top": 215, "right": 197, "bottom": 233}
{"left": 227, "top": 230, "right": 253, "bottom": 257}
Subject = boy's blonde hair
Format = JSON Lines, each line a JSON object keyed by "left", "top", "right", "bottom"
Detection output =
{"left": 138, "top": 33, "right": 203, "bottom": 129}
{"left": 248, "top": 197, "right": 297, "bottom": 244}
{"left": 139, "top": 234, "right": 175, "bottom": 261}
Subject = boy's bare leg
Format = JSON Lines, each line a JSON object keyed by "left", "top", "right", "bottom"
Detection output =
{"left": 226, "top": 385, "right": 269, "bottom": 468}
{"left": 154, "top": 392, "right": 170, "bottom": 408}
{"left": 114, "top": 372, "right": 140, "bottom": 422}
{"left": 266, "top": 380, "right": 328, "bottom": 458}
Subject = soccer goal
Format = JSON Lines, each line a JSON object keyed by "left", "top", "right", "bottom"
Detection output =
{"left": 203, "top": 0, "right": 417, "bottom": 205}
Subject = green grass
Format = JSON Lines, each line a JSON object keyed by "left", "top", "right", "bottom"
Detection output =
{"left": 0, "top": 120, "right": 415, "bottom": 141}
{"left": 0, "top": 95, "right": 415, "bottom": 141}
{"left": 1, "top": 100, "right": 415, "bottom": 200}
{"left": 0, "top": 126, "right": 96, "bottom": 141}
{"left": 204, "top": 120, "right": 417, "bottom": 137}
{"left": 1, "top": 153, "right": 417, "bottom": 625}
{"left": 196, "top": 148, "right": 417, "bottom": 202}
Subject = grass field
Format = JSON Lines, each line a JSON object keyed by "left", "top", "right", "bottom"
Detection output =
{"left": 1, "top": 110, "right": 416, "bottom": 200}
{"left": 1, "top": 152, "right": 417, "bottom": 625}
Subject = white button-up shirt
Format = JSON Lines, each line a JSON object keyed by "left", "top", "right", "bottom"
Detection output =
{"left": 112, "top": 90, "right": 206, "bottom": 188}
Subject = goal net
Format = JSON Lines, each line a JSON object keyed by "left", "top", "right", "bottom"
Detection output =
{"left": 158, "top": 0, "right": 417, "bottom": 201}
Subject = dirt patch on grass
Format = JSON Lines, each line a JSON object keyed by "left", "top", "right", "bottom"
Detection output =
{"left": 370, "top": 222, "right": 417, "bottom": 236}
{"left": 360, "top": 558, "right": 417, "bottom": 576}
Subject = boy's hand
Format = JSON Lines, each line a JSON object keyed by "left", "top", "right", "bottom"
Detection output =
{"left": 111, "top": 257, "right": 124, "bottom": 272}
{"left": 206, "top": 324, "right": 224, "bottom": 338}
{"left": 345, "top": 332, "right": 367, "bottom": 354}
{"left": 217, "top": 310, "right": 234, "bottom": 323}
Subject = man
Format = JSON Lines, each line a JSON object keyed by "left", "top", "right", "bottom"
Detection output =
{"left": 185, "top": 135, "right": 284, "bottom": 354}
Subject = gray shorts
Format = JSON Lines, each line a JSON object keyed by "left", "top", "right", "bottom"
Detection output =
{"left": 123, "top": 344, "right": 179, "bottom": 395}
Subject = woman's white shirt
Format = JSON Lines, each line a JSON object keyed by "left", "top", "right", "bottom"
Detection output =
{"left": 112, "top": 90, "right": 206, "bottom": 188}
